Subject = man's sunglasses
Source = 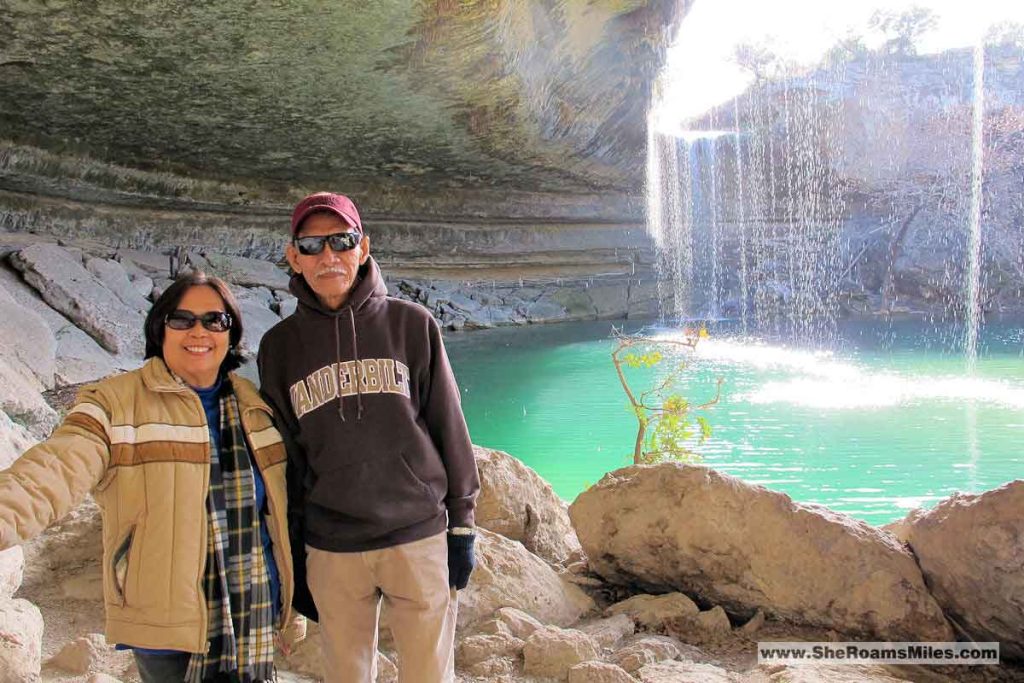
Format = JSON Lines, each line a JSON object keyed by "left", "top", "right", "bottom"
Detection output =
{"left": 293, "top": 232, "right": 361, "bottom": 256}
{"left": 165, "top": 310, "right": 233, "bottom": 333}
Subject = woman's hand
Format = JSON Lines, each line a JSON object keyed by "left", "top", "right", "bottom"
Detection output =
{"left": 276, "top": 614, "right": 307, "bottom": 656}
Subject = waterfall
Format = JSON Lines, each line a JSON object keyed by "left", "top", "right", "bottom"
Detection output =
{"left": 965, "top": 41, "right": 985, "bottom": 371}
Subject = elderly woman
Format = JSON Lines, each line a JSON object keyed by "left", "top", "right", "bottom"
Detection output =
{"left": 0, "top": 272, "right": 302, "bottom": 683}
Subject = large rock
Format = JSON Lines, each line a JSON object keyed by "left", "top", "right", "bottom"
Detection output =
{"left": 893, "top": 481, "right": 1024, "bottom": 661}
{"left": 522, "top": 627, "right": 601, "bottom": 680}
{"left": 85, "top": 257, "right": 151, "bottom": 313}
{"left": 233, "top": 287, "right": 282, "bottom": 354}
{"left": 474, "top": 446, "right": 581, "bottom": 565}
{"left": 0, "top": 282, "right": 55, "bottom": 390}
{"left": 569, "top": 464, "right": 952, "bottom": 642}
{"left": 198, "top": 253, "right": 291, "bottom": 291}
{"left": 0, "top": 409, "right": 37, "bottom": 471}
{"left": 10, "top": 243, "right": 145, "bottom": 357}
{"left": 0, "top": 264, "right": 126, "bottom": 386}
{"left": 0, "top": 547, "right": 24, "bottom": 599}
{"left": 0, "top": 360, "right": 59, "bottom": 438}
{"left": 458, "top": 529, "right": 595, "bottom": 630}
{"left": 0, "top": 597, "right": 44, "bottom": 683}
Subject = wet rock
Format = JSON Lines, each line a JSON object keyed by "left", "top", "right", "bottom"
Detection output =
{"left": 0, "top": 597, "right": 44, "bottom": 683}
{"left": 522, "top": 627, "right": 601, "bottom": 680}
{"left": 458, "top": 529, "right": 595, "bottom": 630}
{"left": 47, "top": 633, "right": 107, "bottom": 674}
{"left": 0, "top": 547, "right": 24, "bottom": 599}
{"left": 570, "top": 464, "right": 952, "bottom": 642}
{"left": 605, "top": 593, "right": 700, "bottom": 631}
{"left": 10, "top": 243, "right": 145, "bottom": 357}
{"left": 474, "top": 446, "right": 581, "bottom": 565}
{"left": 895, "top": 481, "right": 1024, "bottom": 660}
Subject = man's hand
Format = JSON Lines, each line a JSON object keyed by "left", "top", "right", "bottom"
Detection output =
{"left": 447, "top": 529, "right": 476, "bottom": 590}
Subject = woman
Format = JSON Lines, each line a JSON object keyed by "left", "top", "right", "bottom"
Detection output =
{"left": 0, "top": 272, "right": 303, "bottom": 683}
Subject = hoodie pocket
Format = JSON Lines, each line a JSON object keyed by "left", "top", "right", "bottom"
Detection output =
{"left": 307, "top": 453, "right": 444, "bottom": 534}
{"left": 111, "top": 526, "right": 135, "bottom": 606}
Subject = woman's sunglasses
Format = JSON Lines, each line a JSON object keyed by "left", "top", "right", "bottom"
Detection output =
{"left": 165, "top": 310, "right": 233, "bottom": 333}
{"left": 293, "top": 232, "right": 361, "bottom": 256}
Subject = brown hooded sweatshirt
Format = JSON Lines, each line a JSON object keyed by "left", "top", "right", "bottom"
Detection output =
{"left": 257, "top": 256, "right": 479, "bottom": 552}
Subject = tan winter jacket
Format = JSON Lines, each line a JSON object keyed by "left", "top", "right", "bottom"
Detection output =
{"left": 0, "top": 358, "right": 295, "bottom": 653}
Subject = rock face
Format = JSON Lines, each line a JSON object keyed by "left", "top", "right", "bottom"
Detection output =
{"left": 10, "top": 243, "right": 145, "bottom": 357}
{"left": 894, "top": 481, "right": 1024, "bottom": 661}
{"left": 0, "top": 598, "right": 44, "bottom": 683}
{"left": 458, "top": 529, "right": 595, "bottom": 630}
{"left": 474, "top": 446, "right": 581, "bottom": 565}
{"left": 569, "top": 464, "right": 952, "bottom": 641}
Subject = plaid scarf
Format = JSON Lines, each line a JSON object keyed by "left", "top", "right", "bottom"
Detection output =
{"left": 186, "top": 386, "right": 276, "bottom": 683}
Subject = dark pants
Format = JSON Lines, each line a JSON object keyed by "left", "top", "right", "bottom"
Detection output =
{"left": 133, "top": 652, "right": 265, "bottom": 683}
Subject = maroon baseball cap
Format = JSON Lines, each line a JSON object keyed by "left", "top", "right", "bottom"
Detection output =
{"left": 290, "top": 192, "right": 363, "bottom": 236}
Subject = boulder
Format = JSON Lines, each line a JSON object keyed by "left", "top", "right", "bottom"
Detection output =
{"left": 458, "top": 529, "right": 595, "bottom": 630}
{"left": 0, "top": 264, "right": 125, "bottom": 385}
{"left": 455, "top": 632, "right": 524, "bottom": 668}
{"left": 474, "top": 446, "right": 581, "bottom": 565}
{"left": 47, "top": 633, "right": 107, "bottom": 674}
{"left": 61, "top": 566, "right": 105, "bottom": 601}
{"left": 0, "top": 360, "right": 59, "bottom": 438}
{"left": 636, "top": 659, "right": 737, "bottom": 682}
{"left": 523, "top": 627, "right": 601, "bottom": 680}
{"left": 568, "top": 661, "right": 636, "bottom": 683}
{"left": 895, "top": 481, "right": 1024, "bottom": 660}
{"left": 475, "top": 607, "right": 544, "bottom": 640}
{"left": 605, "top": 593, "right": 700, "bottom": 631}
{"left": 610, "top": 635, "right": 681, "bottom": 673}
{"left": 569, "top": 464, "right": 952, "bottom": 642}
{"left": 198, "top": 253, "right": 290, "bottom": 291}
{"left": 0, "top": 282, "right": 55, "bottom": 390}
{"left": 233, "top": 287, "right": 282, "bottom": 354}
{"left": 576, "top": 614, "right": 635, "bottom": 648}
{"left": 10, "top": 243, "right": 145, "bottom": 357}
{"left": 85, "top": 257, "right": 150, "bottom": 313}
{"left": 0, "top": 597, "right": 44, "bottom": 683}
{"left": 0, "top": 547, "right": 24, "bottom": 599}
{"left": 0, "top": 409, "right": 37, "bottom": 471}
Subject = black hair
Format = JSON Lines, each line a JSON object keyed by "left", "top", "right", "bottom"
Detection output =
{"left": 143, "top": 271, "right": 246, "bottom": 374}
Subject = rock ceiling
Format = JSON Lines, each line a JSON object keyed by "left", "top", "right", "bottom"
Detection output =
{"left": 0, "top": 0, "right": 682, "bottom": 202}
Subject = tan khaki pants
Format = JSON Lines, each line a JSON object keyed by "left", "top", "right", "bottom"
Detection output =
{"left": 306, "top": 532, "right": 457, "bottom": 683}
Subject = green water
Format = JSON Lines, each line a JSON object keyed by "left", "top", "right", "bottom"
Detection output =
{"left": 445, "top": 319, "right": 1024, "bottom": 526}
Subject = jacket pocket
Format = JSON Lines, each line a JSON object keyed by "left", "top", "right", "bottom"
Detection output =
{"left": 111, "top": 526, "right": 135, "bottom": 606}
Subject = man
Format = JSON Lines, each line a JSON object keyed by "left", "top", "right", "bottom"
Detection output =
{"left": 257, "top": 192, "right": 479, "bottom": 683}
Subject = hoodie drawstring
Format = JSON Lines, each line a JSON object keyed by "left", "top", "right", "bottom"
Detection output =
{"left": 334, "top": 314, "right": 345, "bottom": 421}
{"left": 350, "top": 307, "right": 363, "bottom": 421}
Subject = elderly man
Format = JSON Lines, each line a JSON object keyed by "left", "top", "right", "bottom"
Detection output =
{"left": 258, "top": 192, "right": 479, "bottom": 683}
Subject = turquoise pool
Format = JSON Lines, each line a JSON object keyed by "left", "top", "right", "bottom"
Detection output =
{"left": 445, "top": 318, "right": 1024, "bottom": 525}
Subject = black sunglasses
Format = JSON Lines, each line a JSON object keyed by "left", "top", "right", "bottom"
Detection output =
{"left": 293, "top": 232, "right": 361, "bottom": 256}
{"left": 165, "top": 310, "right": 233, "bottom": 333}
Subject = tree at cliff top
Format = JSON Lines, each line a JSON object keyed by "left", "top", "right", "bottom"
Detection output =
{"left": 610, "top": 328, "right": 721, "bottom": 465}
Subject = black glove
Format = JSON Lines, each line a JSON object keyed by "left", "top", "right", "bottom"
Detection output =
{"left": 447, "top": 531, "right": 476, "bottom": 590}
